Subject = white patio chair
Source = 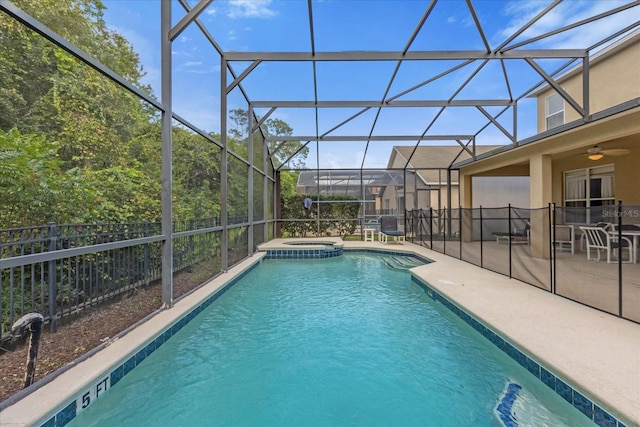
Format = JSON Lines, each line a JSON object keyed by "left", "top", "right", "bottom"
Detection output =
{"left": 579, "top": 226, "right": 632, "bottom": 263}
{"left": 579, "top": 222, "right": 612, "bottom": 252}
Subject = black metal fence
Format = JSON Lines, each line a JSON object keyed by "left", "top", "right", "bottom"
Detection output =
{"left": 0, "top": 217, "right": 231, "bottom": 339}
{"left": 406, "top": 203, "right": 640, "bottom": 323}
{"left": 4, "top": 204, "right": 637, "bottom": 338}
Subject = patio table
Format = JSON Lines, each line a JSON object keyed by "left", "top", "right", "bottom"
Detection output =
{"left": 610, "top": 229, "right": 640, "bottom": 264}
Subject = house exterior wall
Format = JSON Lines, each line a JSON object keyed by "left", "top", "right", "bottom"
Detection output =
{"left": 456, "top": 35, "right": 640, "bottom": 258}
{"left": 459, "top": 107, "right": 640, "bottom": 257}
{"left": 551, "top": 143, "right": 640, "bottom": 206}
{"left": 536, "top": 37, "right": 640, "bottom": 132}
{"left": 383, "top": 151, "right": 461, "bottom": 213}
{"left": 381, "top": 182, "right": 459, "bottom": 212}
{"left": 461, "top": 108, "right": 640, "bottom": 208}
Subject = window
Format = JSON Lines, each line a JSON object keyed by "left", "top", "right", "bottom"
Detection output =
{"left": 564, "top": 165, "right": 614, "bottom": 223}
{"left": 545, "top": 93, "right": 564, "bottom": 130}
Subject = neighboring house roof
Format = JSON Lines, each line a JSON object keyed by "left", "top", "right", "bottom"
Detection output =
{"left": 296, "top": 169, "right": 405, "bottom": 196}
{"left": 389, "top": 145, "right": 502, "bottom": 184}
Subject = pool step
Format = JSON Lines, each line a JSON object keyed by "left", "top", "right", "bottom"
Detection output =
{"left": 382, "top": 255, "right": 424, "bottom": 271}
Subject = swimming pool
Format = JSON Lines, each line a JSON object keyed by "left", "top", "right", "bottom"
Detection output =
{"left": 64, "top": 252, "right": 592, "bottom": 426}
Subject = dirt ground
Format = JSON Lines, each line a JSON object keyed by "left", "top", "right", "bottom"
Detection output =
{"left": 0, "top": 268, "right": 212, "bottom": 404}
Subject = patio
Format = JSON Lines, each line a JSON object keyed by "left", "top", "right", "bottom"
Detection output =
{"left": 412, "top": 237, "right": 640, "bottom": 322}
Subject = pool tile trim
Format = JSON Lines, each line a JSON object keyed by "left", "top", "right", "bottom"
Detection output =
{"left": 37, "top": 248, "right": 430, "bottom": 426}
{"left": 38, "top": 261, "right": 260, "bottom": 427}
{"left": 263, "top": 246, "right": 432, "bottom": 265}
{"left": 37, "top": 248, "right": 621, "bottom": 427}
{"left": 411, "top": 274, "right": 626, "bottom": 427}
{"left": 263, "top": 246, "right": 343, "bottom": 259}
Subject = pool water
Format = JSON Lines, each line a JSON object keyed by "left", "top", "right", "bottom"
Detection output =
{"left": 69, "top": 253, "right": 591, "bottom": 426}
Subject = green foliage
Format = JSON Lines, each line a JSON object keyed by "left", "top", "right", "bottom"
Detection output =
{"left": 279, "top": 171, "right": 299, "bottom": 198}
{"left": 0, "top": 0, "right": 151, "bottom": 135}
{"left": 0, "top": 1, "right": 163, "bottom": 226}
{"left": 229, "top": 108, "right": 309, "bottom": 169}
{"left": 0, "top": 128, "right": 82, "bottom": 226}
{"left": 0, "top": 128, "right": 161, "bottom": 226}
{"left": 0, "top": 3, "right": 299, "bottom": 230}
{"left": 172, "top": 128, "right": 221, "bottom": 221}
{"left": 281, "top": 194, "right": 360, "bottom": 237}
{"left": 83, "top": 167, "right": 161, "bottom": 223}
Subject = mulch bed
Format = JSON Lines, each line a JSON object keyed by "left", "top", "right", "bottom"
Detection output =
{"left": 0, "top": 265, "right": 218, "bottom": 404}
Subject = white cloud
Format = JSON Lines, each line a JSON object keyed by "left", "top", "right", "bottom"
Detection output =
{"left": 185, "top": 67, "right": 221, "bottom": 75}
{"left": 205, "top": 8, "right": 216, "bottom": 16}
{"left": 499, "top": 0, "right": 559, "bottom": 40}
{"left": 359, "top": 150, "right": 387, "bottom": 168}
{"left": 447, "top": 16, "right": 456, "bottom": 24}
{"left": 180, "top": 35, "right": 191, "bottom": 43}
{"left": 227, "top": 0, "right": 277, "bottom": 19}
{"left": 183, "top": 61, "right": 203, "bottom": 67}
{"left": 498, "top": 0, "right": 640, "bottom": 49}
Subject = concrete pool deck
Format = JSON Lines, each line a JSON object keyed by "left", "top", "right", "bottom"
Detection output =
{"left": 1, "top": 240, "right": 638, "bottom": 426}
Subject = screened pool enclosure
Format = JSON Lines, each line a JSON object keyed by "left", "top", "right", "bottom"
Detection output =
{"left": 2, "top": 0, "right": 640, "bottom": 339}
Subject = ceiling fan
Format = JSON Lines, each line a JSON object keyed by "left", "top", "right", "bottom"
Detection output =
{"left": 585, "top": 145, "right": 630, "bottom": 161}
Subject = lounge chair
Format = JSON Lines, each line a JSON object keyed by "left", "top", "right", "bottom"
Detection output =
{"left": 492, "top": 222, "right": 530, "bottom": 245}
{"left": 553, "top": 224, "right": 575, "bottom": 254}
{"left": 579, "top": 225, "right": 632, "bottom": 263}
{"left": 378, "top": 216, "right": 405, "bottom": 244}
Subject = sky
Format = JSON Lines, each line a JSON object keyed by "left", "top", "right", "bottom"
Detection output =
{"left": 101, "top": 0, "right": 640, "bottom": 169}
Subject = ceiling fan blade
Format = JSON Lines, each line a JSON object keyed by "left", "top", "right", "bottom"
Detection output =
{"left": 601, "top": 149, "right": 631, "bottom": 156}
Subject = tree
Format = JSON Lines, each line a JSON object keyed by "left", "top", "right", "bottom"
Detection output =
{"left": 0, "top": 0, "right": 163, "bottom": 226}
{"left": 0, "top": 128, "right": 162, "bottom": 227}
{"left": 228, "top": 108, "right": 309, "bottom": 169}
{"left": 0, "top": 0, "right": 150, "bottom": 133}
{"left": 172, "top": 128, "right": 222, "bottom": 221}
{"left": 0, "top": 129, "right": 85, "bottom": 226}
{"left": 279, "top": 170, "right": 299, "bottom": 198}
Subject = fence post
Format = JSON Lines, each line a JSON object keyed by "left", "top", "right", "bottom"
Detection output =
{"left": 47, "top": 222, "right": 57, "bottom": 333}
{"left": 143, "top": 221, "right": 150, "bottom": 287}
{"left": 188, "top": 218, "right": 195, "bottom": 265}
{"left": 459, "top": 206, "right": 462, "bottom": 260}
{"left": 479, "top": 206, "right": 483, "bottom": 268}
{"left": 550, "top": 203, "right": 555, "bottom": 294}
{"left": 429, "top": 207, "right": 433, "bottom": 249}
{"left": 617, "top": 200, "right": 623, "bottom": 317}
{"left": 508, "top": 204, "right": 512, "bottom": 279}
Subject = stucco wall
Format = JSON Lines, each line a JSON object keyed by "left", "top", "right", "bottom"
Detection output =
{"left": 551, "top": 144, "right": 640, "bottom": 206}
{"left": 536, "top": 38, "right": 640, "bottom": 132}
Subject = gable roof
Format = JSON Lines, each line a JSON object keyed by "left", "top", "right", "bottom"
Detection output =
{"left": 390, "top": 145, "right": 502, "bottom": 183}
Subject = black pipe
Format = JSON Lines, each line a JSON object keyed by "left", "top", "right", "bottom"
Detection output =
{"left": 11, "top": 313, "right": 44, "bottom": 388}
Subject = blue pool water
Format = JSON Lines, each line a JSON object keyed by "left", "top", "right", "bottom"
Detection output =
{"left": 69, "top": 253, "right": 591, "bottom": 426}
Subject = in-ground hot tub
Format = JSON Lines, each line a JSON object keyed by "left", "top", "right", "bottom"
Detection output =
{"left": 257, "top": 237, "right": 344, "bottom": 259}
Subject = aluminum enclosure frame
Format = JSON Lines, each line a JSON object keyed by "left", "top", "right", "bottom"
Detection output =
{"left": 2, "top": 0, "right": 639, "bottom": 309}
